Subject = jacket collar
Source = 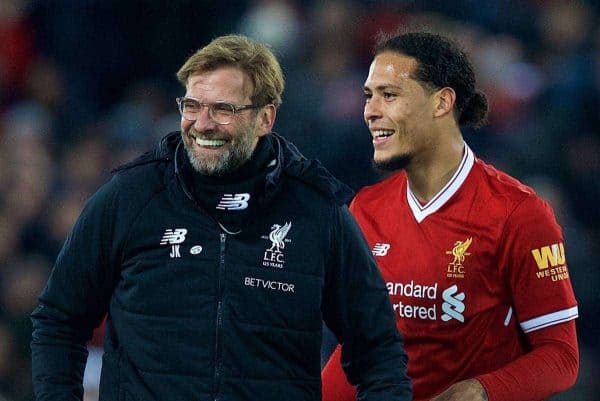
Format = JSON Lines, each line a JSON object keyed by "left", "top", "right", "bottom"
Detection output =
{"left": 264, "top": 132, "right": 355, "bottom": 205}
{"left": 120, "top": 131, "right": 354, "bottom": 207}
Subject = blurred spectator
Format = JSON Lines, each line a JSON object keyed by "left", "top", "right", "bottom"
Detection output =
{"left": 275, "top": 0, "right": 383, "bottom": 190}
{"left": 238, "top": 0, "right": 302, "bottom": 62}
{"left": 0, "top": 323, "right": 18, "bottom": 399}
{"left": 0, "top": 0, "right": 36, "bottom": 109}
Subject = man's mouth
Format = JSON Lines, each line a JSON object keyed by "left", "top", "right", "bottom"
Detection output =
{"left": 189, "top": 132, "right": 227, "bottom": 148}
{"left": 372, "top": 129, "right": 394, "bottom": 139}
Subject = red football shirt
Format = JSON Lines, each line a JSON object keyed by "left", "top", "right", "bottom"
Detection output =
{"left": 322, "top": 146, "right": 578, "bottom": 401}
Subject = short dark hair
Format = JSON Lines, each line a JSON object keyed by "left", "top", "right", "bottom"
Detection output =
{"left": 375, "top": 31, "right": 488, "bottom": 128}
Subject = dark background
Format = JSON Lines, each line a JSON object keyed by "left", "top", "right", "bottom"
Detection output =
{"left": 0, "top": 0, "right": 598, "bottom": 400}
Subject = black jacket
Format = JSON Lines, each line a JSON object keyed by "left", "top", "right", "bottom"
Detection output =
{"left": 31, "top": 132, "right": 411, "bottom": 401}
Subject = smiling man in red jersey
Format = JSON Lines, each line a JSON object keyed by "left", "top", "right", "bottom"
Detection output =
{"left": 321, "top": 31, "right": 579, "bottom": 401}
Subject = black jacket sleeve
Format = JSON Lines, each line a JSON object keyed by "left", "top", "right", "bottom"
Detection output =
{"left": 321, "top": 205, "right": 411, "bottom": 401}
{"left": 31, "top": 176, "right": 124, "bottom": 401}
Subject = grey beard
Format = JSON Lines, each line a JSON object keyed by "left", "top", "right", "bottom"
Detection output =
{"left": 185, "top": 143, "right": 254, "bottom": 176}
{"left": 184, "top": 131, "right": 256, "bottom": 176}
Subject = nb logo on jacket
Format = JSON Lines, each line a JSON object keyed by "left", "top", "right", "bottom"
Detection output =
{"left": 160, "top": 228, "right": 188, "bottom": 258}
{"left": 216, "top": 193, "right": 250, "bottom": 210}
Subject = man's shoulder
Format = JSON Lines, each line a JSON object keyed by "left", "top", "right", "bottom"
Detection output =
{"left": 354, "top": 171, "right": 406, "bottom": 205}
{"left": 472, "top": 158, "right": 553, "bottom": 219}
{"left": 85, "top": 162, "right": 167, "bottom": 214}
{"left": 473, "top": 159, "right": 537, "bottom": 201}
{"left": 112, "top": 132, "right": 178, "bottom": 174}
{"left": 109, "top": 132, "right": 179, "bottom": 191}
{"left": 91, "top": 146, "right": 174, "bottom": 213}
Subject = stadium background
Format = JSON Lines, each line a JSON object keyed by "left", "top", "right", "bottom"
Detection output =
{"left": 0, "top": 0, "right": 598, "bottom": 400}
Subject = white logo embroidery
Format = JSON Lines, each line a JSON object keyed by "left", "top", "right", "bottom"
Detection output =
{"left": 268, "top": 222, "right": 292, "bottom": 252}
{"left": 160, "top": 228, "right": 187, "bottom": 258}
{"left": 216, "top": 193, "right": 250, "bottom": 210}
{"left": 372, "top": 243, "right": 391, "bottom": 256}
{"left": 190, "top": 245, "right": 203, "bottom": 255}
{"left": 441, "top": 285, "right": 466, "bottom": 322}
{"left": 261, "top": 222, "right": 292, "bottom": 268}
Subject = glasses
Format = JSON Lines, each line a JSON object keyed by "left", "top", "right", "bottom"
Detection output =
{"left": 176, "top": 97, "right": 261, "bottom": 125}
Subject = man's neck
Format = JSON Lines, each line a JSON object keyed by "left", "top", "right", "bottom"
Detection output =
{"left": 405, "top": 138, "right": 466, "bottom": 204}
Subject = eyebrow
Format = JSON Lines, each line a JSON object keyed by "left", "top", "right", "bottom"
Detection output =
{"left": 363, "top": 84, "right": 405, "bottom": 92}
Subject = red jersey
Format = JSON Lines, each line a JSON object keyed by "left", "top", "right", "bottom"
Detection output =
{"left": 323, "top": 146, "right": 578, "bottom": 401}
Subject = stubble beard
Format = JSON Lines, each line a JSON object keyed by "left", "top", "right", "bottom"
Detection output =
{"left": 373, "top": 153, "right": 412, "bottom": 172}
{"left": 184, "top": 122, "right": 257, "bottom": 177}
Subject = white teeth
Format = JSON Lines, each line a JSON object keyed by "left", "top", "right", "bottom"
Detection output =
{"left": 195, "top": 137, "right": 226, "bottom": 147}
{"left": 374, "top": 130, "right": 394, "bottom": 138}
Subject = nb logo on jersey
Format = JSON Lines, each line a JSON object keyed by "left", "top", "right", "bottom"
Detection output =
{"left": 441, "top": 285, "right": 465, "bottom": 322}
{"left": 216, "top": 193, "right": 250, "bottom": 210}
{"left": 160, "top": 228, "right": 187, "bottom": 258}
{"left": 372, "top": 243, "right": 391, "bottom": 256}
{"left": 531, "top": 242, "right": 565, "bottom": 269}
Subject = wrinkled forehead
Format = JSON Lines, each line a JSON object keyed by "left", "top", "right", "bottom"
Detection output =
{"left": 185, "top": 66, "right": 254, "bottom": 102}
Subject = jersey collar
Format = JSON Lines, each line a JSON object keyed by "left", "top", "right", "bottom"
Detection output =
{"left": 407, "top": 144, "right": 475, "bottom": 223}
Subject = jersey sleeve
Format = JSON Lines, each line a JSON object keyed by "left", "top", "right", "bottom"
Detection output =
{"left": 498, "top": 194, "right": 578, "bottom": 333}
{"left": 476, "top": 319, "right": 579, "bottom": 401}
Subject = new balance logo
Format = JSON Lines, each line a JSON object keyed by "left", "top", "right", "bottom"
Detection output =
{"left": 531, "top": 242, "right": 565, "bottom": 269}
{"left": 441, "top": 285, "right": 465, "bottom": 322}
{"left": 372, "top": 243, "right": 391, "bottom": 256}
{"left": 216, "top": 193, "right": 250, "bottom": 210}
{"left": 160, "top": 229, "right": 187, "bottom": 245}
{"left": 160, "top": 228, "right": 187, "bottom": 258}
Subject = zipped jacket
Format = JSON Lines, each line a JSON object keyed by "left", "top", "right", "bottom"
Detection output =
{"left": 31, "top": 132, "right": 411, "bottom": 401}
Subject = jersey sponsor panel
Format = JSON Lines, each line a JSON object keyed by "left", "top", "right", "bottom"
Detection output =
{"left": 387, "top": 280, "right": 465, "bottom": 323}
{"left": 531, "top": 242, "right": 570, "bottom": 282}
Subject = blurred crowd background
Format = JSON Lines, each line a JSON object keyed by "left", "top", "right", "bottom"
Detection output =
{"left": 1, "top": 0, "right": 599, "bottom": 400}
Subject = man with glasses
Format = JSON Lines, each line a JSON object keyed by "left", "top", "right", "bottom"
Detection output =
{"left": 31, "top": 35, "right": 411, "bottom": 401}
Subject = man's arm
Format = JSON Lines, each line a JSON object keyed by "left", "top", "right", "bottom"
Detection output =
{"left": 31, "top": 303, "right": 94, "bottom": 401}
{"left": 433, "top": 195, "right": 579, "bottom": 401}
{"left": 31, "top": 180, "right": 121, "bottom": 400}
{"left": 432, "top": 321, "right": 578, "bottom": 401}
{"left": 321, "top": 205, "right": 411, "bottom": 401}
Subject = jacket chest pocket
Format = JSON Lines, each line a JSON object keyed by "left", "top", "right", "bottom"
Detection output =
{"left": 117, "top": 258, "right": 218, "bottom": 317}
{"left": 226, "top": 263, "right": 324, "bottom": 331}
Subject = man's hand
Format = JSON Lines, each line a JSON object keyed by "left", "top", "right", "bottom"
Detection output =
{"left": 430, "top": 379, "right": 488, "bottom": 401}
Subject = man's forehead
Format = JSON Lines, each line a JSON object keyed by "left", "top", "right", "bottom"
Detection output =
{"left": 185, "top": 67, "right": 252, "bottom": 99}
{"left": 365, "top": 52, "right": 416, "bottom": 86}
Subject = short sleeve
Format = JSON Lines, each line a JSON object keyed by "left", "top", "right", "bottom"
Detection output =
{"left": 498, "top": 195, "right": 578, "bottom": 333}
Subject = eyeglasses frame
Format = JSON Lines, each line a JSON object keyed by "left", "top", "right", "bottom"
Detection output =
{"left": 176, "top": 96, "right": 263, "bottom": 125}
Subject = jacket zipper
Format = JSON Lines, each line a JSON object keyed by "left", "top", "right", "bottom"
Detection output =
{"left": 213, "top": 232, "right": 227, "bottom": 401}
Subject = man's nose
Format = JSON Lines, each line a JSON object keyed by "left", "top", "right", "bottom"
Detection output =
{"left": 193, "top": 106, "right": 217, "bottom": 130}
{"left": 364, "top": 99, "right": 382, "bottom": 123}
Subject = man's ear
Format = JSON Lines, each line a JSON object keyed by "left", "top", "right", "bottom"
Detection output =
{"left": 433, "top": 87, "right": 456, "bottom": 118}
{"left": 256, "top": 104, "right": 277, "bottom": 137}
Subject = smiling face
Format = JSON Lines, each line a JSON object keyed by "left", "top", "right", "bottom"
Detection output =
{"left": 181, "top": 66, "right": 271, "bottom": 176}
{"left": 363, "top": 52, "right": 439, "bottom": 171}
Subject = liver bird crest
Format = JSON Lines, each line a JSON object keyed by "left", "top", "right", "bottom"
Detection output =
{"left": 268, "top": 222, "right": 292, "bottom": 252}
